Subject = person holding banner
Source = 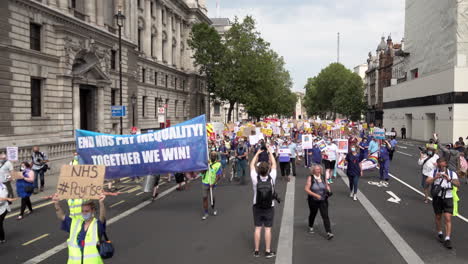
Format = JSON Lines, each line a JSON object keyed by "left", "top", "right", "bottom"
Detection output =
{"left": 201, "top": 152, "right": 222, "bottom": 220}
{"left": 379, "top": 140, "right": 393, "bottom": 186}
{"left": 278, "top": 141, "right": 292, "bottom": 182}
{"left": 53, "top": 193, "right": 107, "bottom": 264}
{"left": 322, "top": 137, "right": 338, "bottom": 184}
{"left": 16, "top": 162, "right": 35, "bottom": 220}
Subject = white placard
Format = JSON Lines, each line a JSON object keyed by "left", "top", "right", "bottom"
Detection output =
{"left": 6, "top": 146, "right": 18, "bottom": 161}
{"left": 158, "top": 114, "right": 165, "bottom": 123}
{"left": 302, "top": 135, "right": 313, "bottom": 149}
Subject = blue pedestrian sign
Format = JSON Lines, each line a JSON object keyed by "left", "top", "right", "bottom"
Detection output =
{"left": 111, "top": 106, "right": 127, "bottom": 117}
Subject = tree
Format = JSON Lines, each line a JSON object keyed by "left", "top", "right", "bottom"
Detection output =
{"left": 189, "top": 16, "right": 296, "bottom": 121}
{"left": 304, "top": 63, "right": 365, "bottom": 121}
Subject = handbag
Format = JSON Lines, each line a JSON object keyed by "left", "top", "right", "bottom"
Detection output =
{"left": 24, "top": 185, "right": 34, "bottom": 193}
{"left": 98, "top": 232, "right": 114, "bottom": 259}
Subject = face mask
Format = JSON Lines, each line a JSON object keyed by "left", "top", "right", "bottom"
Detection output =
{"left": 382, "top": 144, "right": 387, "bottom": 147}
{"left": 351, "top": 147, "right": 356, "bottom": 152}
{"left": 74, "top": 156, "right": 79, "bottom": 160}
{"left": 82, "top": 212, "right": 93, "bottom": 221}
{"left": 211, "top": 147, "right": 216, "bottom": 151}
{"left": 326, "top": 141, "right": 331, "bottom": 144}
{"left": 427, "top": 151, "right": 433, "bottom": 156}
{"left": 20, "top": 166, "right": 25, "bottom": 171}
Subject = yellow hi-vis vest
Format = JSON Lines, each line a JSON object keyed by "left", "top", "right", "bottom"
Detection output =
{"left": 67, "top": 218, "right": 103, "bottom": 264}
{"left": 68, "top": 199, "right": 84, "bottom": 219}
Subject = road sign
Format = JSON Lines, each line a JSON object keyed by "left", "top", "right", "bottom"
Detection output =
{"left": 111, "top": 106, "right": 127, "bottom": 117}
{"left": 158, "top": 114, "right": 165, "bottom": 123}
{"left": 157, "top": 107, "right": 165, "bottom": 114}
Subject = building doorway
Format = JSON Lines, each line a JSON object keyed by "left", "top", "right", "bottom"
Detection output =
{"left": 405, "top": 114, "right": 413, "bottom": 139}
{"left": 79, "top": 85, "right": 96, "bottom": 131}
{"left": 425, "top": 113, "right": 436, "bottom": 140}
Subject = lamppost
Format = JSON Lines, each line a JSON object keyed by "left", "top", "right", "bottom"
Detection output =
{"left": 224, "top": 106, "right": 228, "bottom": 123}
{"left": 115, "top": 7, "right": 126, "bottom": 134}
{"left": 131, "top": 94, "right": 137, "bottom": 127}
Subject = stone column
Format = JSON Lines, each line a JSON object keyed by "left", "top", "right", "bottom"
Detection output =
{"left": 123, "top": 0, "right": 131, "bottom": 39}
{"left": 96, "top": 0, "right": 105, "bottom": 27}
{"left": 144, "top": 0, "right": 152, "bottom": 56}
{"left": 58, "top": 0, "right": 68, "bottom": 12}
{"left": 47, "top": 0, "right": 57, "bottom": 8}
{"left": 85, "top": 0, "right": 96, "bottom": 24}
{"left": 156, "top": 2, "right": 163, "bottom": 62}
{"left": 167, "top": 11, "right": 173, "bottom": 66}
{"left": 175, "top": 16, "right": 181, "bottom": 69}
{"left": 73, "top": 82, "right": 81, "bottom": 131}
{"left": 96, "top": 84, "right": 106, "bottom": 133}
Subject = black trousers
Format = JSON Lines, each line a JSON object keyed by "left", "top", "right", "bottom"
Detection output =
{"left": 3, "top": 181, "right": 14, "bottom": 198}
{"left": 20, "top": 197, "right": 32, "bottom": 216}
{"left": 280, "top": 162, "right": 291, "bottom": 177}
{"left": 290, "top": 158, "right": 297, "bottom": 176}
{"left": 0, "top": 210, "right": 7, "bottom": 241}
{"left": 308, "top": 198, "right": 331, "bottom": 233}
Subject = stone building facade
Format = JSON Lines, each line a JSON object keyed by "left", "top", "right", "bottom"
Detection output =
{"left": 0, "top": 0, "right": 209, "bottom": 171}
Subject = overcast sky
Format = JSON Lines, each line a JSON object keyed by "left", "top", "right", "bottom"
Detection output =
{"left": 206, "top": 0, "right": 405, "bottom": 92}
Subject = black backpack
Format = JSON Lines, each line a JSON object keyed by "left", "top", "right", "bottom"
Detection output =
{"left": 256, "top": 175, "right": 274, "bottom": 209}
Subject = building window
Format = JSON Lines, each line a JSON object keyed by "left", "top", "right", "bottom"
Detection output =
{"left": 165, "top": 75, "right": 168, "bottom": 88}
{"left": 214, "top": 102, "right": 221, "bottom": 116}
{"left": 165, "top": 99, "right": 170, "bottom": 117}
{"left": 182, "top": 80, "right": 185, "bottom": 91}
{"left": 150, "top": 1, "right": 154, "bottom": 16}
{"left": 137, "top": 0, "right": 142, "bottom": 8}
{"left": 142, "top": 96, "right": 147, "bottom": 117}
{"left": 175, "top": 77, "right": 178, "bottom": 89}
{"left": 182, "top": 101, "right": 186, "bottom": 117}
{"left": 31, "top": 78, "right": 42, "bottom": 117}
{"left": 71, "top": 0, "right": 76, "bottom": 8}
{"left": 30, "top": 23, "right": 41, "bottom": 51}
{"left": 141, "top": 68, "right": 146, "bottom": 83}
{"left": 111, "top": 89, "right": 117, "bottom": 106}
{"left": 411, "top": 68, "right": 419, "bottom": 79}
{"left": 154, "top": 97, "right": 158, "bottom": 117}
{"left": 174, "top": 100, "right": 178, "bottom": 117}
{"left": 138, "top": 29, "right": 142, "bottom": 51}
{"left": 154, "top": 72, "right": 158, "bottom": 86}
{"left": 162, "top": 8, "right": 166, "bottom": 25}
{"left": 110, "top": 50, "right": 116, "bottom": 70}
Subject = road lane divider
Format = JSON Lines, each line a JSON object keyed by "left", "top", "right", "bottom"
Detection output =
{"left": 109, "top": 200, "right": 125, "bottom": 208}
{"left": 396, "top": 151, "right": 413, "bottom": 157}
{"left": 126, "top": 186, "right": 141, "bottom": 194}
{"left": 22, "top": 234, "right": 50, "bottom": 246}
{"left": 337, "top": 170, "right": 424, "bottom": 264}
{"left": 275, "top": 177, "right": 295, "bottom": 264}
{"left": 135, "top": 192, "right": 144, "bottom": 196}
{"left": 6, "top": 201, "right": 54, "bottom": 219}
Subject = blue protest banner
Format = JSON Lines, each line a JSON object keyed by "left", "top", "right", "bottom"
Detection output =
{"left": 75, "top": 115, "right": 208, "bottom": 179}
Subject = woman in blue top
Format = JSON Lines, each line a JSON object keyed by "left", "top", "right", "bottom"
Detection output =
{"left": 346, "top": 145, "right": 361, "bottom": 201}
{"left": 358, "top": 137, "right": 369, "bottom": 161}
{"left": 16, "top": 162, "right": 35, "bottom": 220}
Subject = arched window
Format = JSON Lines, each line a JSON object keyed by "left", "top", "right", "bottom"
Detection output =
{"left": 162, "top": 31, "right": 167, "bottom": 62}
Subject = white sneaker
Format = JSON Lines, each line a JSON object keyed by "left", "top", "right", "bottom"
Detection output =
{"left": 349, "top": 192, "right": 353, "bottom": 198}
{"left": 353, "top": 194, "right": 358, "bottom": 201}
{"left": 213, "top": 210, "right": 218, "bottom": 216}
{"left": 308, "top": 227, "right": 314, "bottom": 233}
{"left": 202, "top": 213, "right": 208, "bottom": 220}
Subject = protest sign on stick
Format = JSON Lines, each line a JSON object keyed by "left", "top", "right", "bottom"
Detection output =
{"left": 302, "top": 135, "right": 313, "bottom": 149}
{"left": 6, "top": 147, "right": 18, "bottom": 161}
{"left": 11, "top": 171, "right": 23, "bottom": 180}
{"left": 373, "top": 128, "right": 386, "bottom": 140}
{"left": 56, "top": 165, "right": 106, "bottom": 200}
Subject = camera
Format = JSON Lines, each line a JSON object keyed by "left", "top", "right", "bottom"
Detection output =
{"left": 273, "top": 192, "right": 281, "bottom": 203}
{"left": 418, "top": 146, "right": 427, "bottom": 154}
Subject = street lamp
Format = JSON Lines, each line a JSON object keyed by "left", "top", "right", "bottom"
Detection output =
{"left": 224, "top": 106, "right": 228, "bottom": 123}
{"left": 115, "top": 7, "right": 126, "bottom": 134}
{"left": 131, "top": 94, "right": 137, "bottom": 127}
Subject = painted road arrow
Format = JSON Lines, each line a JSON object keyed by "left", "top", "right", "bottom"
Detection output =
{"left": 386, "top": 191, "right": 401, "bottom": 204}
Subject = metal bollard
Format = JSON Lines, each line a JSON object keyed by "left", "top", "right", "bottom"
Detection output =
{"left": 142, "top": 175, "right": 156, "bottom": 193}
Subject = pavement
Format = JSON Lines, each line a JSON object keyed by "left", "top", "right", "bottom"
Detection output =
{"left": 1, "top": 141, "right": 468, "bottom": 263}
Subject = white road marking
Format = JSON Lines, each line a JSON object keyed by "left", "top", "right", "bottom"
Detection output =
{"left": 109, "top": 200, "right": 125, "bottom": 208}
{"left": 23, "top": 183, "right": 184, "bottom": 264}
{"left": 337, "top": 170, "right": 424, "bottom": 264}
{"left": 22, "top": 234, "right": 50, "bottom": 246}
{"left": 397, "top": 151, "right": 413, "bottom": 157}
{"left": 275, "top": 177, "right": 295, "bottom": 264}
{"left": 388, "top": 172, "right": 468, "bottom": 223}
{"left": 398, "top": 145, "right": 408, "bottom": 149}
{"left": 386, "top": 191, "right": 401, "bottom": 204}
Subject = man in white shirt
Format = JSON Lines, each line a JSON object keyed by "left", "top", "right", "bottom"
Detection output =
{"left": 426, "top": 157, "right": 460, "bottom": 249}
{"left": 322, "top": 137, "right": 338, "bottom": 184}
{"left": 250, "top": 148, "right": 277, "bottom": 259}
{"left": 0, "top": 154, "right": 14, "bottom": 199}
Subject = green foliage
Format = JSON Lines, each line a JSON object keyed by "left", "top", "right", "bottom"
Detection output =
{"left": 189, "top": 16, "right": 296, "bottom": 121}
{"left": 304, "top": 63, "right": 365, "bottom": 121}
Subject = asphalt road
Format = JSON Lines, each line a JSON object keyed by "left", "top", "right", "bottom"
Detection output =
{"left": 1, "top": 141, "right": 468, "bottom": 264}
